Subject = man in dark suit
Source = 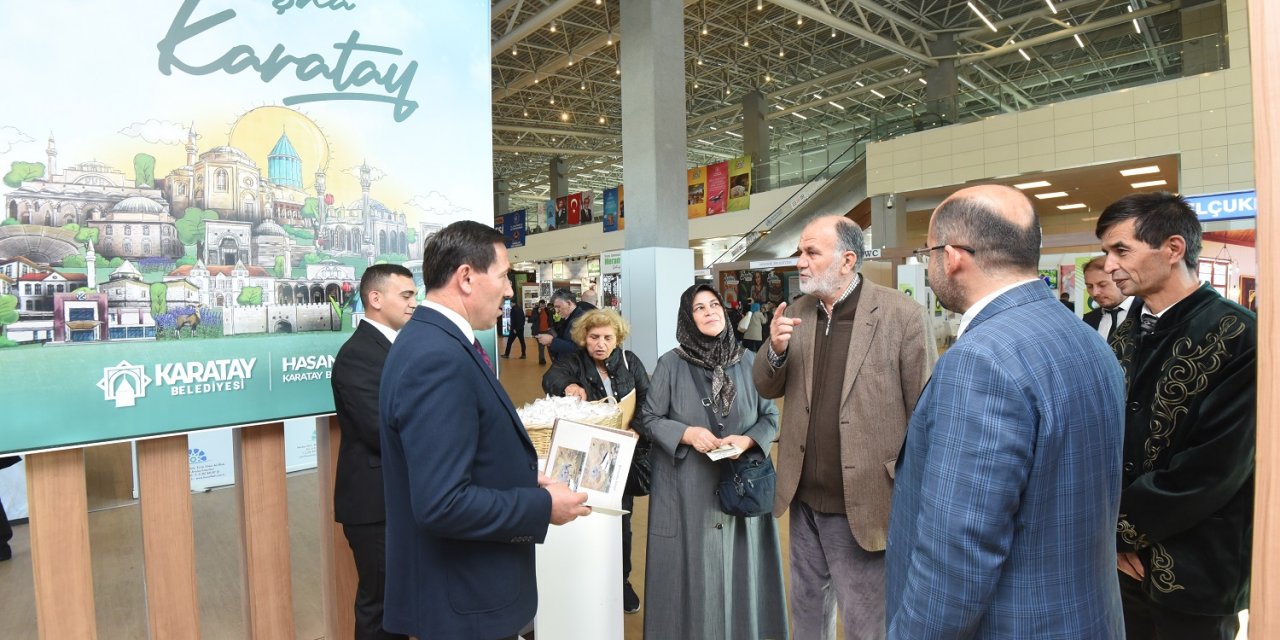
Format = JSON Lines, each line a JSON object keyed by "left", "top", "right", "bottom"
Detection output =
{"left": 380, "top": 221, "right": 590, "bottom": 640}
{"left": 886, "top": 185, "right": 1126, "bottom": 638}
{"left": 1082, "top": 255, "right": 1138, "bottom": 343}
{"left": 1098, "top": 192, "right": 1254, "bottom": 640}
{"left": 331, "top": 263, "right": 418, "bottom": 640}
{"left": 502, "top": 299, "right": 526, "bottom": 359}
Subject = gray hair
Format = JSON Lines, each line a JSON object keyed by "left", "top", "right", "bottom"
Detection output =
{"left": 813, "top": 214, "right": 865, "bottom": 273}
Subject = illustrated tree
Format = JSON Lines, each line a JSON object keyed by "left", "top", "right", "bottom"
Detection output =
{"left": 273, "top": 255, "right": 287, "bottom": 279}
{"left": 176, "top": 207, "right": 219, "bottom": 246}
{"left": 237, "top": 286, "right": 263, "bottom": 306}
{"left": 150, "top": 282, "right": 168, "bottom": 316}
{"left": 61, "top": 254, "right": 86, "bottom": 268}
{"left": 134, "top": 153, "right": 156, "bottom": 188}
{"left": 0, "top": 294, "right": 18, "bottom": 329}
{"left": 301, "top": 197, "right": 319, "bottom": 219}
{"left": 3, "top": 161, "right": 45, "bottom": 188}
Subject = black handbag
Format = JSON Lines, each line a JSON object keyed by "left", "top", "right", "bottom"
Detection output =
{"left": 689, "top": 364, "right": 776, "bottom": 518}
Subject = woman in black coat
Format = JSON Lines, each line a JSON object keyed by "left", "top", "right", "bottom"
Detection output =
{"left": 541, "top": 308, "right": 651, "bottom": 615}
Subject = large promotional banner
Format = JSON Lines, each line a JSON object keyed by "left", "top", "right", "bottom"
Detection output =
{"left": 687, "top": 167, "right": 707, "bottom": 218}
{"left": 580, "top": 191, "right": 595, "bottom": 224}
{"left": 706, "top": 161, "right": 728, "bottom": 215}
{"left": 603, "top": 187, "right": 620, "bottom": 233}
{"left": 0, "top": 1, "right": 492, "bottom": 454}
{"left": 544, "top": 199, "right": 557, "bottom": 231}
{"left": 504, "top": 209, "right": 526, "bottom": 248}
{"left": 728, "top": 156, "right": 752, "bottom": 211}
{"left": 555, "top": 196, "right": 568, "bottom": 228}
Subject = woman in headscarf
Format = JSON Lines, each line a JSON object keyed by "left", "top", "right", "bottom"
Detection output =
{"left": 637, "top": 284, "right": 787, "bottom": 639}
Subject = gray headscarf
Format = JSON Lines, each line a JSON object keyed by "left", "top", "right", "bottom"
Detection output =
{"left": 674, "top": 284, "right": 742, "bottom": 416}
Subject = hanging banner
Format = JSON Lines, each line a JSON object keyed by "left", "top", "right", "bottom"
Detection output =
{"left": 580, "top": 191, "right": 595, "bottom": 224}
{"left": 706, "top": 161, "right": 729, "bottom": 215}
{"left": 687, "top": 167, "right": 707, "bottom": 218}
{"left": 554, "top": 196, "right": 568, "bottom": 228}
{"left": 503, "top": 209, "right": 525, "bottom": 248}
{"left": 567, "top": 192, "right": 582, "bottom": 226}
{"left": 541, "top": 198, "right": 555, "bottom": 231}
{"left": 0, "top": 0, "right": 491, "bottom": 454}
{"left": 603, "top": 187, "right": 621, "bottom": 233}
{"left": 727, "top": 156, "right": 752, "bottom": 211}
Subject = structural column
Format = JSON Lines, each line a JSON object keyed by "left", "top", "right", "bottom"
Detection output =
{"left": 494, "top": 178, "right": 511, "bottom": 217}
{"left": 548, "top": 157, "right": 569, "bottom": 200}
{"left": 870, "top": 194, "right": 907, "bottom": 250}
{"left": 925, "top": 34, "right": 959, "bottom": 124}
{"left": 742, "top": 90, "right": 771, "bottom": 191}
{"left": 619, "top": 0, "right": 693, "bottom": 367}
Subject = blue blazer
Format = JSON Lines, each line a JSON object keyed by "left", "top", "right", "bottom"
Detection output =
{"left": 379, "top": 306, "right": 551, "bottom": 639}
{"left": 886, "top": 281, "right": 1126, "bottom": 639}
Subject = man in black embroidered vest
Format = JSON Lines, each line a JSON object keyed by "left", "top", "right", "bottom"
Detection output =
{"left": 1097, "top": 191, "right": 1255, "bottom": 640}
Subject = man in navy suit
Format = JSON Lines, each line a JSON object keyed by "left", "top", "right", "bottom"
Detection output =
{"left": 331, "top": 263, "right": 418, "bottom": 640}
{"left": 886, "top": 185, "right": 1126, "bottom": 638}
{"left": 379, "top": 221, "right": 590, "bottom": 640}
{"left": 1081, "top": 255, "right": 1138, "bottom": 342}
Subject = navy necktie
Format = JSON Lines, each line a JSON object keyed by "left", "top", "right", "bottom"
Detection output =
{"left": 1105, "top": 308, "right": 1122, "bottom": 342}
{"left": 473, "top": 338, "right": 492, "bottom": 370}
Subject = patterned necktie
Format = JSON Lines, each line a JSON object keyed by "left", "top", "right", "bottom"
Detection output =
{"left": 1139, "top": 313, "right": 1158, "bottom": 336}
{"left": 1105, "top": 308, "right": 1122, "bottom": 342}
{"left": 473, "top": 338, "right": 493, "bottom": 370}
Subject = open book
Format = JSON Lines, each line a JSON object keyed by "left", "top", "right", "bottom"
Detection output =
{"left": 543, "top": 418, "right": 639, "bottom": 516}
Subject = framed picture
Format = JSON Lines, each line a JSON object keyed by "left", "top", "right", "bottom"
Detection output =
{"left": 1240, "top": 275, "right": 1257, "bottom": 312}
{"left": 544, "top": 418, "right": 638, "bottom": 515}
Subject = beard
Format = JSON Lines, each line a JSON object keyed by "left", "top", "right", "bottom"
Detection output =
{"left": 930, "top": 264, "right": 966, "bottom": 313}
{"left": 799, "top": 261, "right": 846, "bottom": 298}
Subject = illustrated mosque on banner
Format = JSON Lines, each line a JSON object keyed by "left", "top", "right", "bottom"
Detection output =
{"left": 0, "top": 113, "right": 442, "bottom": 346}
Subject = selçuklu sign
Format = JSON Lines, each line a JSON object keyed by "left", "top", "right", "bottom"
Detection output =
{"left": 1186, "top": 190, "right": 1257, "bottom": 222}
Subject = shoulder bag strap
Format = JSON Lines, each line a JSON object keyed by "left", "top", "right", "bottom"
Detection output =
{"left": 686, "top": 361, "right": 726, "bottom": 438}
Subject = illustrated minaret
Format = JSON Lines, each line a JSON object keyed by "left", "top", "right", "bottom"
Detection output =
{"left": 46, "top": 133, "right": 57, "bottom": 179}
{"left": 360, "top": 161, "right": 372, "bottom": 255}
{"left": 86, "top": 239, "right": 97, "bottom": 289}
{"left": 186, "top": 125, "right": 197, "bottom": 167}
{"left": 314, "top": 167, "right": 327, "bottom": 227}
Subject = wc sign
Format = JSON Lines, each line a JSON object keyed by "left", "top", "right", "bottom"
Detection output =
{"left": 1186, "top": 190, "right": 1256, "bottom": 222}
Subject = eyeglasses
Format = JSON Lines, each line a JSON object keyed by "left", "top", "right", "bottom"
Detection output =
{"left": 912, "top": 244, "right": 977, "bottom": 258}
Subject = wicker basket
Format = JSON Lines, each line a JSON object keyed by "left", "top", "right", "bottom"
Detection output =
{"left": 523, "top": 398, "right": 624, "bottom": 458}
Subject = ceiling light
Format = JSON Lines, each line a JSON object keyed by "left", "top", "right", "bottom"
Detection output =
{"left": 1014, "top": 180, "right": 1051, "bottom": 189}
{"left": 1057, "top": 203, "right": 1087, "bottom": 210}
{"left": 693, "top": 81, "right": 699, "bottom": 88}
{"left": 697, "top": 139, "right": 713, "bottom": 145}
{"left": 831, "top": 28, "right": 836, "bottom": 37}
{"left": 1019, "top": 48, "right": 1031, "bottom": 61}
{"left": 779, "top": 48, "right": 785, "bottom": 57}
{"left": 870, "top": 89, "right": 886, "bottom": 98}
{"left": 511, "top": 47, "right": 518, "bottom": 56}
{"left": 757, "top": 0, "right": 763, "bottom": 9}
{"left": 549, "top": 21, "right": 556, "bottom": 33}
{"left": 615, "top": 66, "right": 620, "bottom": 75}
{"left": 1131, "top": 179, "right": 1168, "bottom": 188}
{"left": 743, "top": 35, "right": 750, "bottom": 47}
{"left": 702, "top": 24, "right": 708, "bottom": 36}
{"left": 1074, "top": 34, "right": 1085, "bottom": 48}
{"left": 1120, "top": 165, "right": 1160, "bottom": 176}
{"left": 1044, "top": 0, "right": 1057, "bottom": 13}
{"left": 828, "top": 101, "right": 845, "bottom": 110}
{"left": 697, "top": 56, "right": 703, "bottom": 65}
{"left": 967, "top": 1, "right": 998, "bottom": 32}
{"left": 523, "top": 110, "right": 529, "bottom": 117}
{"left": 764, "top": 73, "right": 772, "bottom": 82}
{"left": 549, "top": 97, "right": 555, "bottom": 105}
{"left": 855, "top": 80, "right": 865, "bottom": 87}
{"left": 725, "top": 131, "right": 742, "bottom": 138}
{"left": 1034, "top": 191, "right": 1069, "bottom": 199}
{"left": 814, "top": 93, "right": 822, "bottom": 99}
{"left": 919, "top": 78, "right": 928, "bottom": 85}
{"left": 1129, "top": 6, "right": 1140, "bottom": 33}
{"left": 797, "top": 15, "right": 803, "bottom": 25}
{"left": 607, "top": 33, "right": 613, "bottom": 45}
{"left": 560, "top": 112, "right": 569, "bottom": 121}
{"left": 791, "top": 112, "right": 808, "bottom": 120}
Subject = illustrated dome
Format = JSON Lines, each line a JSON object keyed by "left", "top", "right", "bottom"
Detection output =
{"left": 202, "top": 146, "right": 258, "bottom": 167}
{"left": 255, "top": 220, "right": 288, "bottom": 237}
{"left": 109, "top": 196, "right": 167, "bottom": 214}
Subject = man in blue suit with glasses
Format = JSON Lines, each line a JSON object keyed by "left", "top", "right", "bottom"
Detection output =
{"left": 886, "top": 184, "right": 1126, "bottom": 638}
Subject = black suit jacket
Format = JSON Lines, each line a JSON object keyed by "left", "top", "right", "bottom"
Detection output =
{"left": 1083, "top": 308, "right": 1103, "bottom": 329}
{"left": 331, "top": 319, "right": 393, "bottom": 525}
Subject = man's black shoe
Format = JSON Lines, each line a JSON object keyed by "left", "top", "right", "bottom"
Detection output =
{"left": 623, "top": 581, "right": 640, "bottom": 614}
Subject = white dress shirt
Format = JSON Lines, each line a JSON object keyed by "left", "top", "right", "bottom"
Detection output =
{"left": 422, "top": 300, "right": 476, "bottom": 345}
{"left": 1095, "top": 296, "right": 1135, "bottom": 340}
{"left": 360, "top": 317, "right": 400, "bottom": 344}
